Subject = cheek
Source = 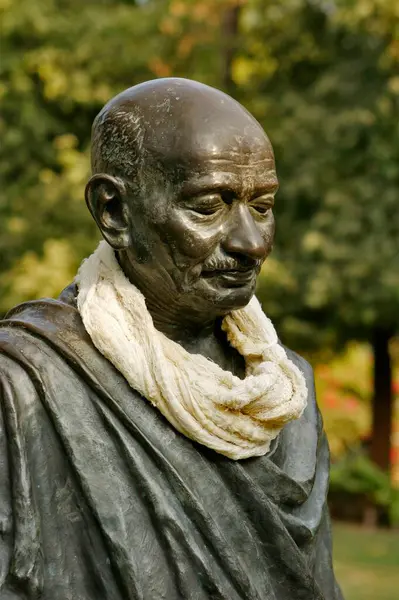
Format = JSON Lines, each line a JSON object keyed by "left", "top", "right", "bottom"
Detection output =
{"left": 162, "top": 213, "right": 223, "bottom": 262}
{"left": 128, "top": 217, "right": 157, "bottom": 263}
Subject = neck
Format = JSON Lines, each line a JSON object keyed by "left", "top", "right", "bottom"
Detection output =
{"left": 116, "top": 248, "right": 216, "bottom": 335}
{"left": 117, "top": 249, "right": 215, "bottom": 339}
{"left": 151, "top": 313, "right": 216, "bottom": 348}
{"left": 116, "top": 249, "right": 246, "bottom": 377}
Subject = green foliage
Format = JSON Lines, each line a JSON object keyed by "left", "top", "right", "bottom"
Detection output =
{"left": 330, "top": 452, "right": 399, "bottom": 525}
{"left": 0, "top": 0, "right": 171, "bottom": 312}
{"left": 244, "top": 0, "right": 399, "bottom": 347}
{"left": 331, "top": 453, "right": 391, "bottom": 502}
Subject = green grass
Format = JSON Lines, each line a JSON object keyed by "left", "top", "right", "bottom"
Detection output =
{"left": 333, "top": 522, "right": 399, "bottom": 600}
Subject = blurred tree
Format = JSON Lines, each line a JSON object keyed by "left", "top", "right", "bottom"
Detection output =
{"left": 0, "top": 0, "right": 171, "bottom": 310}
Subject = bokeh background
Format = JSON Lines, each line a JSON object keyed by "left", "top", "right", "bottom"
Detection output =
{"left": 1, "top": 0, "right": 398, "bottom": 597}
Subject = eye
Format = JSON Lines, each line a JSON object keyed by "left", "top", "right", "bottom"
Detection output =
{"left": 250, "top": 195, "right": 274, "bottom": 215}
{"left": 252, "top": 204, "right": 271, "bottom": 215}
{"left": 187, "top": 194, "right": 224, "bottom": 216}
{"left": 192, "top": 205, "right": 222, "bottom": 216}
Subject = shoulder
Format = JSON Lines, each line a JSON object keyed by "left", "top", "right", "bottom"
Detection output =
{"left": 0, "top": 291, "right": 88, "bottom": 359}
{"left": 0, "top": 293, "right": 126, "bottom": 412}
{"left": 0, "top": 323, "right": 49, "bottom": 420}
{"left": 281, "top": 344, "right": 322, "bottom": 428}
{"left": 282, "top": 345, "right": 314, "bottom": 383}
{"left": 0, "top": 296, "right": 88, "bottom": 409}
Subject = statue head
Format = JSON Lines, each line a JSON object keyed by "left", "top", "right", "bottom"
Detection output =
{"left": 85, "top": 78, "right": 278, "bottom": 326}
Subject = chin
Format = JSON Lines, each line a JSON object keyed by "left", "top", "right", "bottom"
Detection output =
{"left": 199, "top": 280, "right": 256, "bottom": 313}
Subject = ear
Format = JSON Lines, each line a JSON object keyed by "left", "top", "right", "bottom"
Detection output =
{"left": 85, "top": 174, "right": 131, "bottom": 249}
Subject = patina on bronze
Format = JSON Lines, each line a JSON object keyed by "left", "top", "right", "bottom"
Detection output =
{"left": 0, "top": 79, "right": 343, "bottom": 599}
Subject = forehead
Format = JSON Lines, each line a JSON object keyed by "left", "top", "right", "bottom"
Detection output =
{"left": 147, "top": 119, "right": 276, "bottom": 194}
{"left": 179, "top": 162, "right": 278, "bottom": 201}
{"left": 146, "top": 101, "right": 273, "bottom": 158}
{"left": 171, "top": 138, "right": 276, "bottom": 198}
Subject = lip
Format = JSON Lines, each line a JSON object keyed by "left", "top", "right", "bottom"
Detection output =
{"left": 202, "top": 268, "right": 256, "bottom": 285}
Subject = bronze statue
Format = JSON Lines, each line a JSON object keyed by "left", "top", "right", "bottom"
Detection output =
{"left": 0, "top": 79, "right": 343, "bottom": 599}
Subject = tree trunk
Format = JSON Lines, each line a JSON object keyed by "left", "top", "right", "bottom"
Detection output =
{"left": 370, "top": 328, "right": 393, "bottom": 475}
{"left": 221, "top": 2, "right": 241, "bottom": 95}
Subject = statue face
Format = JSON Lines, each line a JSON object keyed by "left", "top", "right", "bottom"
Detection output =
{"left": 125, "top": 131, "right": 277, "bottom": 316}
{"left": 88, "top": 79, "right": 278, "bottom": 318}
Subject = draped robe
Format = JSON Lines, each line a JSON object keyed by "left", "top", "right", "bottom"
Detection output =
{"left": 0, "top": 285, "right": 343, "bottom": 600}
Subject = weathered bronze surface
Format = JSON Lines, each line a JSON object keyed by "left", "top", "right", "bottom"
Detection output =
{"left": 0, "top": 78, "right": 343, "bottom": 599}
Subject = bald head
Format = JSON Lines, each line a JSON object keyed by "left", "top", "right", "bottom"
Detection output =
{"left": 86, "top": 78, "right": 277, "bottom": 318}
{"left": 91, "top": 78, "right": 271, "bottom": 184}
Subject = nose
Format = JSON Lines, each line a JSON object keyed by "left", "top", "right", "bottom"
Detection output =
{"left": 222, "top": 204, "right": 268, "bottom": 260}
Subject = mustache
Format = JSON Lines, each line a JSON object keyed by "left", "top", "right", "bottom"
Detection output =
{"left": 202, "top": 255, "right": 261, "bottom": 272}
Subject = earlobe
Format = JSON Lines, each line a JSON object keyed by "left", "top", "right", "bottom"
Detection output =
{"left": 85, "top": 174, "right": 131, "bottom": 249}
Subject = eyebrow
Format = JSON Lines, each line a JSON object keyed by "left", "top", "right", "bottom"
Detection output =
{"left": 251, "top": 182, "right": 280, "bottom": 196}
{"left": 181, "top": 176, "right": 279, "bottom": 197}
